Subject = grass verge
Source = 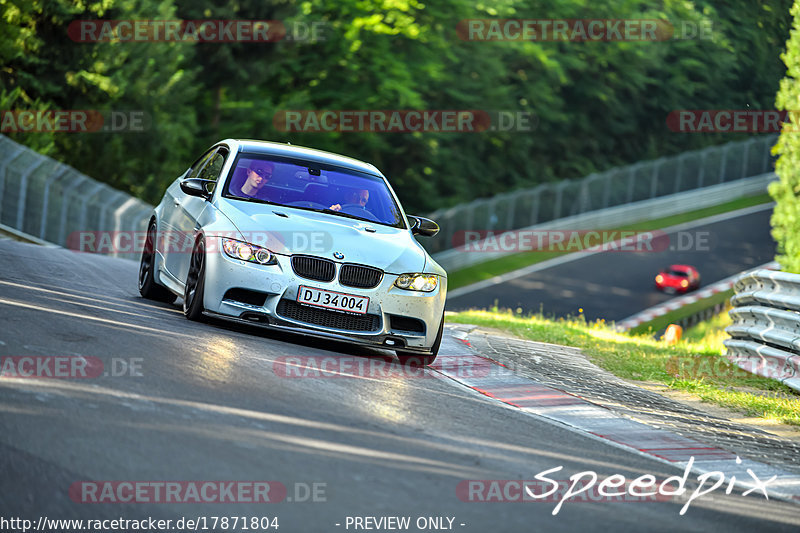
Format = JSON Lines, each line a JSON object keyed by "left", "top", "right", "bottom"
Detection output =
{"left": 447, "top": 308, "right": 800, "bottom": 426}
{"left": 627, "top": 289, "right": 735, "bottom": 336}
{"left": 447, "top": 193, "right": 772, "bottom": 291}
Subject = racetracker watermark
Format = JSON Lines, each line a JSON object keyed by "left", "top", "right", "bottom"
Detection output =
{"left": 666, "top": 110, "right": 797, "bottom": 133}
{"left": 452, "top": 230, "right": 712, "bottom": 253}
{"left": 67, "top": 20, "right": 326, "bottom": 43}
{"left": 70, "top": 481, "right": 287, "bottom": 503}
{"left": 458, "top": 457, "right": 776, "bottom": 516}
{"left": 273, "top": 110, "right": 536, "bottom": 133}
{"left": 2, "top": 516, "right": 279, "bottom": 532}
{"left": 273, "top": 355, "right": 514, "bottom": 378}
{"left": 0, "top": 110, "right": 149, "bottom": 133}
{"left": 667, "top": 356, "right": 797, "bottom": 381}
{"left": 456, "top": 19, "right": 682, "bottom": 41}
{"left": 67, "top": 231, "right": 332, "bottom": 255}
{"left": 0, "top": 356, "right": 142, "bottom": 378}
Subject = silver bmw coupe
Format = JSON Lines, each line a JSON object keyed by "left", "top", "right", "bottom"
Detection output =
{"left": 138, "top": 139, "right": 447, "bottom": 365}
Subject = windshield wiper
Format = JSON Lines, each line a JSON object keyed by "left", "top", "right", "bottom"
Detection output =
{"left": 303, "top": 206, "right": 367, "bottom": 221}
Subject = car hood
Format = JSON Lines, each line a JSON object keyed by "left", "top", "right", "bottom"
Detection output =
{"left": 217, "top": 198, "right": 429, "bottom": 274}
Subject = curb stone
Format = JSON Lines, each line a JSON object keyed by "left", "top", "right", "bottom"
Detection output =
{"left": 435, "top": 325, "right": 800, "bottom": 503}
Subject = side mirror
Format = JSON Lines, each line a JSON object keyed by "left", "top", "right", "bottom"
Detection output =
{"left": 407, "top": 215, "right": 439, "bottom": 237}
{"left": 180, "top": 178, "right": 214, "bottom": 200}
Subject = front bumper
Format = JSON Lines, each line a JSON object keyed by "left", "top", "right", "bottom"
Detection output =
{"left": 201, "top": 243, "right": 446, "bottom": 351}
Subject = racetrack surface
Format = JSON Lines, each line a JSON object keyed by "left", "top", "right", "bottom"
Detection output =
{"left": 446, "top": 205, "right": 775, "bottom": 321}
{"left": 1, "top": 238, "right": 798, "bottom": 531}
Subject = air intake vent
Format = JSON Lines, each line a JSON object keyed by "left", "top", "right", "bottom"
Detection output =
{"left": 389, "top": 315, "right": 425, "bottom": 333}
{"left": 223, "top": 288, "right": 268, "bottom": 307}
{"left": 339, "top": 264, "right": 383, "bottom": 289}
{"left": 277, "top": 299, "right": 381, "bottom": 332}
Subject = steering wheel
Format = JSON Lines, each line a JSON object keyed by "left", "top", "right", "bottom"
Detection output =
{"left": 339, "top": 204, "right": 380, "bottom": 222}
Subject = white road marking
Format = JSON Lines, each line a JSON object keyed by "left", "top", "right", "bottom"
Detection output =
{"left": 449, "top": 203, "right": 774, "bottom": 299}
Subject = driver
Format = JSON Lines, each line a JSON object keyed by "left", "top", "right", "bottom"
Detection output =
{"left": 330, "top": 188, "right": 369, "bottom": 211}
{"left": 234, "top": 161, "right": 274, "bottom": 199}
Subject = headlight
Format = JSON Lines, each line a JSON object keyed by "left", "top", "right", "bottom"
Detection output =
{"left": 222, "top": 238, "right": 277, "bottom": 265}
{"left": 655, "top": 274, "right": 663, "bottom": 284}
{"left": 394, "top": 273, "right": 438, "bottom": 292}
{"left": 680, "top": 279, "right": 689, "bottom": 288}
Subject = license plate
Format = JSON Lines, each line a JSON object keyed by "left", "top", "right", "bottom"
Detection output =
{"left": 297, "top": 286, "right": 369, "bottom": 314}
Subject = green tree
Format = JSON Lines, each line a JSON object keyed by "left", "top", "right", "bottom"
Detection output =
{"left": 771, "top": 0, "right": 800, "bottom": 272}
{"left": 1, "top": 0, "right": 199, "bottom": 203}
{"left": 2, "top": 0, "right": 796, "bottom": 214}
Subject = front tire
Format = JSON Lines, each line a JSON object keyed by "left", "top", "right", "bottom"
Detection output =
{"left": 396, "top": 312, "right": 444, "bottom": 366}
{"left": 183, "top": 239, "right": 207, "bottom": 321}
{"left": 139, "top": 221, "right": 177, "bottom": 303}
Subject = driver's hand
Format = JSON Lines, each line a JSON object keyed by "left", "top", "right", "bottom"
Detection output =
{"left": 329, "top": 204, "right": 342, "bottom": 211}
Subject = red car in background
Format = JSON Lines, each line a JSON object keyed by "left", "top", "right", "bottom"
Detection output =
{"left": 655, "top": 264, "right": 701, "bottom": 293}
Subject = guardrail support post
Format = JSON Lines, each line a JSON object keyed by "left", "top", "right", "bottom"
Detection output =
{"left": 0, "top": 147, "right": 24, "bottom": 222}
{"left": 553, "top": 182, "right": 565, "bottom": 220}
{"left": 16, "top": 159, "right": 47, "bottom": 231}
{"left": 505, "top": 193, "right": 516, "bottom": 230}
{"left": 697, "top": 151, "right": 707, "bottom": 188}
{"left": 57, "top": 173, "right": 89, "bottom": 246}
{"left": 78, "top": 182, "right": 108, "bottom": 234}
{"left": 626, "top": 166, "right": 636, "bottom": 203}
{"left": 649, "top": 159, "right": 663, "bottom": 199}
{"left": 530, "top": 188, "right": 540, "bottom": 226}
{"left": 719, "top": 144, "right": 731, "bottom": 183}
{"left": 601, "top": 172, "right": 611, "bottom": 208}
{"left": 741, "top": 141, "right": 750, "bottom": 179}
{"left": 39, "top": 164, "right": 70, "bottom": 239}
{"left": 675, "top": 155, "right": 684, "bottom": 194}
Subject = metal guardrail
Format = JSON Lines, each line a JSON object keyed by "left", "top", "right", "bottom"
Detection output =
{"left": 425, "top": 135, "right": 778, "bottom": 255}
{"left": 435, "top": 173, "right": 777, "bottom": 272}
{"left": 0, "top": 133, "right": 777, "bottom": 265}
{"left": 676, "top": 301, "right": 730, "bottom": 332}
{"left": 725, "top": 269, "right": 800, "bottom": 392}
{"left": 0, "top": 134, "right": 154, "bottom": 259}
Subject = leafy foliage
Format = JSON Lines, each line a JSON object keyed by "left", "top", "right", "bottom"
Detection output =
{"left": 0, "top": 0, "right": 794, "bottom": 212}
{"left": 771, "top": 0, "right": 800, "bottom": 272}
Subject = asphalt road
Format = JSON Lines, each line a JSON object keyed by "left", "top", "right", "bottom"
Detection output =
{"left": 0, "top": 238, "right": 798, "bottom": 532}
{"left": 446, "top": 205, "right": 775, "bottom": 321}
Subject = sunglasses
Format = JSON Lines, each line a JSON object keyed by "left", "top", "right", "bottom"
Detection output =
{"left": 250, "top": 167, "right": 272, "bottom": 178}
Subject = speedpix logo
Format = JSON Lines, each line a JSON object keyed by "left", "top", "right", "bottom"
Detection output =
{"left": 458, "top": 457, "right": 776, "bottom": 516}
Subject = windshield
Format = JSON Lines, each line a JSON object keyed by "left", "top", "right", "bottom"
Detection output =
{"left": 222, "top": 154, "right": 405, "bottom": 228}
